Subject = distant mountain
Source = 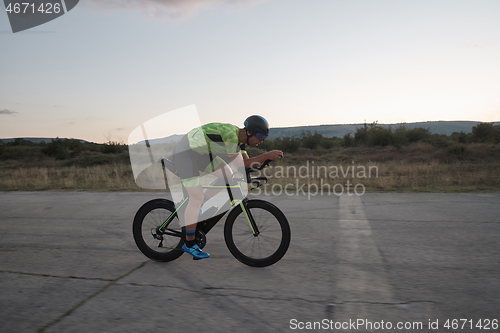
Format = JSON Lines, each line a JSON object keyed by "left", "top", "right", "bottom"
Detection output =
{"left": 267, "top": 121, "right": 500, "bottom": 140}
{"left": 134, "top": 134, "right": 184, "bottom": 146}
{"left": 2, "top": 121, "right": 498, "bottom": 145}
{"left": 0, "top": 137, "right": 90, "bottom": 144}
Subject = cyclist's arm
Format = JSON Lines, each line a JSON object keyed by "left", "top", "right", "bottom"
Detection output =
{"left": 240, "top": 150, "right": 283, "bottom": 168}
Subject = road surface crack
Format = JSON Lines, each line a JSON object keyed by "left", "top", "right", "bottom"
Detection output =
{"left": 36, "top": 260, "right": 149, "bottom": 333}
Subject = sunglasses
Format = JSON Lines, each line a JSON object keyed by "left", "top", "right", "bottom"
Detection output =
{"left": 254, "top": 131, "right": 268, "bottom": 141}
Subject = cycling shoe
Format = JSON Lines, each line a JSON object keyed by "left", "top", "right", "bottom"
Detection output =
{"left": 182, "top": 243, "right": 210, "bottom": 260}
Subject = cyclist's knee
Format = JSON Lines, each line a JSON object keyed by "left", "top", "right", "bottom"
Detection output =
{"left": 186, "top": 187, "right": 204, "bottom": 205}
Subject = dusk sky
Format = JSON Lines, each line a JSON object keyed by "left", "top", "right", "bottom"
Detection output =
{"left": 1, "top": 0, "right": 499, "bottom": 143}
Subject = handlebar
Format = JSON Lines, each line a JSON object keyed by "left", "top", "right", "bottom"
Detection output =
{"left": 245, "top": 159, "right": 274, "bottom": 188}
{"left": 246, "top": 159, "right": 272, "bottom": 173}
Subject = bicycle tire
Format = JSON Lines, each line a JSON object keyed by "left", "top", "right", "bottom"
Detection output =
{"left": 132, "top": 199, "right": 184, "bottom": 262}
{"left": 224, "top": 199, "right": 290, "bottom": 267}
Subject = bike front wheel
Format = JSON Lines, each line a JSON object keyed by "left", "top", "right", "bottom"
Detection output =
{"left": 224, "top": 199, "right": 291, "bottom": 267}
{"left": 132, "top": 199, "right": 184, "bottom": 262}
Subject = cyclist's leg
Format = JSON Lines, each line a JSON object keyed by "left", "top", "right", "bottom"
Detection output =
{"left": 172, "top": 144, "right": 211, "bottom": 259}
{"left": 203, "top": 161, "right": 234, "bottom": 198}
{"left": 181, "top": 180, "right": 210, "bottom": 259}
{"left": 184, "top": 184, "right": 203, "bottom": 238}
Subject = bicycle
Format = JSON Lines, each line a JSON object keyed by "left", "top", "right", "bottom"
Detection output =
{"left": 132, "top": 159, "right": 291, "bottom": 267}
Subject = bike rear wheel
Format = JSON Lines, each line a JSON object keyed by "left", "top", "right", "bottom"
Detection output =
{"left": 224, "top": 199, "right": 291, "bottom": 267}
{"left": 132, "top": 199, "right": 184, "bottom": 262}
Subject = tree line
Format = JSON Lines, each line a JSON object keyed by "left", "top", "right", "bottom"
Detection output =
{"left": 2, "top": 122, "right": 499, "bottom": 158}
{"left": 0, "top": 138, "right": 127, "bottom": 160}
{"left": 258, "top": 122, "right": 500, "bottom": 153}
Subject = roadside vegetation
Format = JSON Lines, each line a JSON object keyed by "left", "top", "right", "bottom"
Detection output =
{"left": 1, "top": 122, "right": 499, "bottom": 192}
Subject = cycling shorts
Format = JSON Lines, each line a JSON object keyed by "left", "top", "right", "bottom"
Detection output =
{"left": 172, "top": 135, "right": 225, "bottom": 187}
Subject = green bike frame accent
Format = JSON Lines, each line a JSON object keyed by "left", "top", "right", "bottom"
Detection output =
{"left": 158, "top": 197, "right": 188, "bottom": 233}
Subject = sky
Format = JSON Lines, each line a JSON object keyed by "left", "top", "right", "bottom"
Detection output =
{"left": 1, "top": 0, "right": 499, "bottom": 143}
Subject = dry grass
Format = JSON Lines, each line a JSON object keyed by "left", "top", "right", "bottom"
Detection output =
{"left": 254, "top": 160, "right": 500, "bottom": 194}
{"left": 0, "top": 164, "right": 139, "bottom": 191}
{"left": 249, "top": 143, "right": 500, "bottom": 193}
{"left": 0, "top": 143, "right": 499, "bottom": 192}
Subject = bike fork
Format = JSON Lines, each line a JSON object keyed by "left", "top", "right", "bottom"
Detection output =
{"left": 240, "top": 200, "right": 260, "bottom": 237}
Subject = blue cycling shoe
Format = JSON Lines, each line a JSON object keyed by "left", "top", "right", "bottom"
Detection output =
{"left": 182, "top": 243, "right": 210, "bottom": 260}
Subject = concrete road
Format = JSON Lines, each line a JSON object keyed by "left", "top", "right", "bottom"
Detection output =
{"left": 0, "top": 192, "right": 499, "bottom": 333}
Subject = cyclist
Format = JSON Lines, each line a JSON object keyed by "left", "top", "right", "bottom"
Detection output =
{"left": 172, "top": 115, "right": 283, "bottom": 259}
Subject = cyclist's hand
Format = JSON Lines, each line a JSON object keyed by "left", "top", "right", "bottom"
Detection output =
{"left": 267, "top": 150, "right": 284, "bottom": 160}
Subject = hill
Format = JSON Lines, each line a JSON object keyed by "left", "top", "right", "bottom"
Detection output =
{"left": 267, "top": 121, "right": 499, "bottom": 140}
{"left": 0, "top": 137, "right": 90, "bottom": 144}
{"left": 2, "top": 121, "right": 499, "bottom": 144}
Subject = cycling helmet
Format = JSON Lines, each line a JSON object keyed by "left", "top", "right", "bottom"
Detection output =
{"left": 244, "top": 115, "right": 269, "bottom": 140}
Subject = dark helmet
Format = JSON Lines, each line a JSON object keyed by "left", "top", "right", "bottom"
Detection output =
{"left": 244, "top": 115, "right": 269, "bottom": 140}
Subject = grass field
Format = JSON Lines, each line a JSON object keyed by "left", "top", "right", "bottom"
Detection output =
{"left": 1, "top": 142, "right": 499, "bottom": 192}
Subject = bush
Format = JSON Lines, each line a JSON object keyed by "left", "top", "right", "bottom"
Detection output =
{"left": 257, "top": 139, "right": 274, "bottom": 151}
{"left": 64, "top": 150, "right": 129, "bottom": 166}
{"left": 426, "top": 134, "right": 450, "bottom": 148}
{"left": 7, "top": 138, "right": 36, "bottom": 146}
{"left": 472, "top": 123, "right": 499, "bottom": 143}
{"left": 342, "top": 133, "right": 354, "bottom": 147}
{"left": 320, "top": 136, "right": 340, "bottom": 149}
{"left": 407, "top": 127, "right": 431, "bottom": 143}
{"left": 41, "top": 138, "right": 70, "bottom": 160}
{"left": 451, "top": 131, "right": 470, "bottom": 144}
{"left": 301, "top": 131, "right": 323, "bottom": 150}
{"left": 274, "top": 136, "right": 300, "bottom": 153}
{"left": 368, "top": 126, "right": 393, "bottom": 146}
{"left": 353, "top": 122, "right": 393, "bottom": 146}
{"left": 354, "top": 123, "right": 369, "bottom": 145}
{"left": 392, "top": 126, "right": 410, "bottom": 147}
{"left": 101, "top": 141, "right": 127, "bottom": 154}
{"left": 448, "top": 144, "right": 468, "bottom": 156}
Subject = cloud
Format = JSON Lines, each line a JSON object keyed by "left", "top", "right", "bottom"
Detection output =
{"left": 85, "top": 0, "right": 266, "bottom": 20}
{"left": 0, "top": 109, "right": 18, "bottom": 115}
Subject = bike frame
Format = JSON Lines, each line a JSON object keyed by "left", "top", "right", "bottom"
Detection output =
{"left": 156, "top": 181, "right": 260, "bottom": 241}
{"left": 156, "top": 157, "right": 272, "bottom": 243}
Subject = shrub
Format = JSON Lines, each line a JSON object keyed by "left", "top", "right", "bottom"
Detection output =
{"left": 41, "top": 138, "right": 70, "bottom": 160}
{"left": 451, "top": 131, "right": 470, "bottom": 144}
{"left": 407, "top": 127, "right": 431, "bottom": 143}
{"left": 354, "top": 123, "right": 369, "bottom": 145}
{"left": 101, "top": 141, "right": 127, "bottom": 154}
{"left": 8, "top": 138, "right": 36, "bottom": 146}
{"left": 368, "top": 125, "right": 393, "bottom": 146}
{"left": 353, "top": 122, "right": 394, "bottom": 146}
{"left": 301, "top": 131, "right": 323, "bottom": 150}
{"left": 342, "top": 133, "right": 354, "bottom": 147}
{"left": 472, "top": 123, "right": 498, "bottom": 143}
{"left": 448, "top": 144, "right": 468, "bottom": 156}
{"left": 257, "top": 139, "right": 274, "bottom": 151}
{"left": 274, "top": 136, "right": 300, "bottom": 153}
{"left": 320, "top": 136, "right": 340, "bottom": 149}
{"left": 392, "top": 126, "right": 410, "bottom": 147}
{"left": 426, "top": 134, "right": 450, "bottom": 148}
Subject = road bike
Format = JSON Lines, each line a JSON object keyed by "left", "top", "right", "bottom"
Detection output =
{"left": 132, "top": 159, "right": 291, "bottom": 267}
